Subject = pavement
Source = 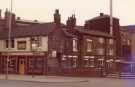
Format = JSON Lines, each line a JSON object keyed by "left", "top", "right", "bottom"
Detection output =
{"left": 0, "top": 74, "right": 88, "bottom": 83}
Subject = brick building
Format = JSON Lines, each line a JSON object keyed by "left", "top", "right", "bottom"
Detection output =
{"left": 0, "top": 9, "right": 120, "bottom": 77}
{"left": 120, "top": 26, "right": 135, "bottom": 73}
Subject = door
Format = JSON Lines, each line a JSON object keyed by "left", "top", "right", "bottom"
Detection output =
{"left": 19, "top": 59, "right": 25, "bottom": 75}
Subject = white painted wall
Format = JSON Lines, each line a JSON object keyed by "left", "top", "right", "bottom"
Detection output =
{"left": 41, "top": 36, "right": 48, "bottom": 51}
{"left": 14, "top": 37, "right": 31, "bottom": 51}
{"left": 0, "top": 36, "right": 48, "bottom": 52}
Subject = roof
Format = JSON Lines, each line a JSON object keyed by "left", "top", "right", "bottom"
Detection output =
{"left": 0, "top": 21, "right": 113, "bottom": 39}
{"left": 76, "top": 28, "right": 113, "bottom": 38}
{"left": 89, "top": 15, "right": 118, "bottom": 21}
{"left": 121, "top": 25, "right": 135, "bottom": 33}
{"left": 0, "top": 22, "right": 56, "bottom": 39}
{"left": 62, "top": 28, "right": 77, "bottom": 37}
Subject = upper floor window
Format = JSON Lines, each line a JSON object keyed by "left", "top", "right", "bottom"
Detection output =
{"left": 108, "top": 49, "right": 114, "bottom": 56}
{"left": 17, "top": 41, "right": 26, "bottom": 50}
{"left": 109, "top": 39, "right": 114, "bottom": 44}
{"left": 86, "top": 39, "right": 92, "bottom": 52}
{"left": 73, "top": 38, "right": 78, "bottom": 52}
{"left": 5, "top": 39, "right": 14, "bottom": 48}
{"left": 99, "top": 38, "right": 104, "bottom": 44}
{"left": 31, "top": 36, "right": 42, "bottom": 50}
{"left": 127, "top": 39, "right": 131, "bottom": 45}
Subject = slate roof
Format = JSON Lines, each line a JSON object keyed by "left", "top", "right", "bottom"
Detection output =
{"left": 75, "top": 27, "right": 114, "bottom": 38}
{"left": 89, "top": 15, "right": 118, "bottom": 21}
{"left": 62, "top": 28, "right": 77, "bottom": 37}
{"left": 0, "top": 22, "right": 56, "bottom": 39}
{"left": 0, "top": 21, "right": 113, "bottom": 39}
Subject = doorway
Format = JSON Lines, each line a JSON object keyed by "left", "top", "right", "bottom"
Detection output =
{"left": 19, "top": 58, "right": 25, "bottom": 75}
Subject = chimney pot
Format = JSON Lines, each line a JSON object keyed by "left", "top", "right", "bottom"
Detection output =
{"left": 17, "top": 17, "right": 21, "bottom": 20}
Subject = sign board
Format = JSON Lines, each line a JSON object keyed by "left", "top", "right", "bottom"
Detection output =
{"left": 52, "top": 50, "right": 57, "bottom": 57}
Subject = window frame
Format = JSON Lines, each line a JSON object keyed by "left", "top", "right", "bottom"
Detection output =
{"left": 86, "top": 39, "right": 92, "bottom": 52}
{"left": 5, "top": 39, "right": 15, "bottom": 48}
{"left": 72, "top": 38, "right": 78, "bottom": 52}
{"left": 17, "top": 41, "right": 27, "bottom": 50}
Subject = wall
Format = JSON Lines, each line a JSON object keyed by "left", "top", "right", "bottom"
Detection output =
{"left": 0, "top": 36, "right": 48, "bottom": 52}
{"left": 41, "top": 36, "right": 48, "bottom": 51}
{"left": 131, "top": 33, "right": 135, "bottom": 61}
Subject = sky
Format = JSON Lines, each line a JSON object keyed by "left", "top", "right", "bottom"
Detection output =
{"left": 0, "top": 0, "right": 135, "bottom": 26}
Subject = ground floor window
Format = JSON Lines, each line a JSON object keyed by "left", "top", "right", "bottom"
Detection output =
{"left": 9, "top": 58, "right": 16, "bottom": 68}
{"left": 28, "top": 57, "right": 44, "bottom": 69}
{"left": 28, "top": 58, "right": 35, "bottom": 68}
{"left": 71, "top": 58, "right": 77, "bottom": 68}
{"left": 36, "top": 58, "right": 43, "bottom": 69}
{"left": 83, "top": 56, "right": 95, "bottom": 67}
{"left": 61, "top": 55, "right": 78, "bottom": 68}
{"left": 97, "top": 59, "right": 104, "bottom": 68}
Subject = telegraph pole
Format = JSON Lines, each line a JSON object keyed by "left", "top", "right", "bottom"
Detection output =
{"left": 6, "top": 0, "right": 13, "bottom": 80}
{"left": 110, "top": 0, "right": 113, "bottom": 35}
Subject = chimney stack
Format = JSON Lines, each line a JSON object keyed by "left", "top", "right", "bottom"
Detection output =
{"left": 66, "top": 14, "right": 76, "bottom": 29}
{"left": 100, "top": 13, "right": 104, "bottom": 16}
{"left": 54, "top": 9, "right": 61, "bottom": 24}
{"left": 4, "top": 8, "right": 16, "bottom": 28}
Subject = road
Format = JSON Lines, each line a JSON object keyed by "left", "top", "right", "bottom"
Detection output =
{"left": 0, "top": 78, "right": 135, "bottom": 87}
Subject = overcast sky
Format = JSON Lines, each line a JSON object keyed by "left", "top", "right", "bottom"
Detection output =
{"left": 0, "top": 0, "right": 134, "bottom": 26}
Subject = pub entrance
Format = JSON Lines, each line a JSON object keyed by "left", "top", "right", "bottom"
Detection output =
{"left": 19, "top": 58, "right": 25, "bottom": 75}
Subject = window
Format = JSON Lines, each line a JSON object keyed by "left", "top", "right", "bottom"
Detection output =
{"left": 73, "top": 38, "right": 78, "bottom": 52}
{"left": 29, "top": 58, "right": 35, "bottom": 68}
{"left": 31, "top": 36, "right": 42, "bottom": 50}
{"left": 71, "top": 58, "right": 77, "bottom": 68}
{"left": 97, "top": 59, "right": 104, "bottom": 67}
{"left": 5, "top": 39, "right": 14, "bottom": 48}
{"left": 36, "top": 58, "right": 43, "bottom": 68}
{"left": 97, "top": 48, "right": 104, "bottom": 55}
{"left": 9, "top": 58, "right": 16, "bottom": 68}
{"left": 99, "top": 38, "right": 104, "bottom": 44}
{"left": 109, "top": 39, "right": 114, "bottom": 44}
{"left": 108, "top": 49, "right": 114, "bottom": 55}
{"left": 17, "top": 41, "right": 26, "bottom": 50}
{"left": 86, "top": 39, "right": 92, "bottom": 52}
{"left": 127, "top": 40, "right": 131, "bottom": 45}
{"left": 84, "top": 56, "right": 95, "bottom": 67}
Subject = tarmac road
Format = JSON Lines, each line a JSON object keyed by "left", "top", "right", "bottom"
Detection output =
{"left": 0, "top": 78, "right": 135, "bottom": 87}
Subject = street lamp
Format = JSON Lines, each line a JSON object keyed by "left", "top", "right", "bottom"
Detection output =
{"left": 6, "top": 0, "right": 13, "bottom": 80}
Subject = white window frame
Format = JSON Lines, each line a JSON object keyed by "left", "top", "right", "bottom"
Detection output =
{"left": 109, "top": 49, "right": 114, "bottom": 55}
{"left": 109, "top": 39, "right": 114, "bottom": 44}
{"left": 84, "top": 56, "right": 95, "bottom": 67}
{"left": 31, "top": 36, "right": 42, "bottom": 49}
{"left": 127, "top": 39, "right": 130, "bottom": 45}
{"left": 73, "top": 38, "right": 78, "bottom": 52}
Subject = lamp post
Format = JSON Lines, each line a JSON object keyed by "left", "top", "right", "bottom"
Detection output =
{"left": 6, "top": 0, "right": 13, "bottom": 80}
